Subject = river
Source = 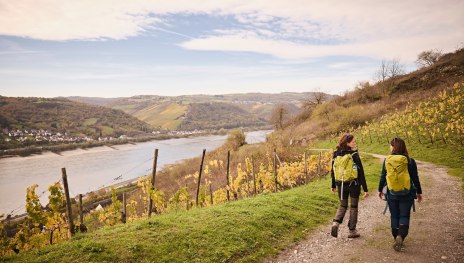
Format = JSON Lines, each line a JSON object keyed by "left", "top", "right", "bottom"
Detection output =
{"left": 0, "top": 130, "right": 271, "bottom": 216}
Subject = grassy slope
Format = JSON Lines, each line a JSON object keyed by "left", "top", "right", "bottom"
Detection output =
{"left": 3, "top": 155, "right": 380, "bottom": 263}
{"left": 134, "top": 103, "right": 187, "bottom": 130}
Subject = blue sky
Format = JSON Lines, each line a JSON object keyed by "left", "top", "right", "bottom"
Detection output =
{"left": 0, "top": 1, "right": 463, "bottom": 97}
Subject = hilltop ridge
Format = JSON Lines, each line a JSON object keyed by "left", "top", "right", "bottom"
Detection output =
{"left": 70, "top": 92, "right": 336, "bottom": 130}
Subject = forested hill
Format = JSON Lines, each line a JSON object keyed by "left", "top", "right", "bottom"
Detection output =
{"left": 69, "top": 92, "right": 334, "bottom": 130}
{"left": 0, "top": 97, "right": 153, "bottom": 140}
{"left": 177, "top": 102, "right": 268, "bottom": 131}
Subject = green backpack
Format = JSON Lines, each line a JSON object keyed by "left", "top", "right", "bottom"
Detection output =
{"left": 385, "top": 155, "right": 411, "bottom": 195}
{"left": 333, "top": 153, "right": 358, "bottom": 182}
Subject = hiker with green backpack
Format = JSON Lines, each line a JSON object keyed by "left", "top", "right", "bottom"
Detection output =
{"left": 330, "top": 133, "right": 369, "bottom": 238}
{"left": 378, "top": 137, "right": 423, "bottom": 252}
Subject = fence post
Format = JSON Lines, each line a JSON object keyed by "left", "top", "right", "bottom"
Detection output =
{"left": 61, "top": 168, "right": 75, "bottom": 237}
{"left": 318, "top": 152, "right": 322, "bottom": 176}
{"left": 148, "top": 148, "right": 158, "bottom": 217}
{"left": 79, "top": 194, "right": 83, "bottom": 226}
{"left": 303, "top": 152, "right": 308, "bottom": 183}
{"left": 251, "top": 156, "right": 257, "bottom": 195}
{"left": 185, "top": 184, "right": 189, "bottom": 210}
{"left": 273, "top": 149, "right": 278, "bottom": 193}
{"left": 196, "top": 149, "right": 206, "bottom": 207}
{"left": 122, "top": 192, "right": 127, "bottom": 223}
{"left": 245, "top": 165, "right": 250, "bottom": 197}
{"left": 209, "top": 183, "right": 213, "bottom": 205}
{"left": 226, "top": 150, "right": 230, "bottom": 201}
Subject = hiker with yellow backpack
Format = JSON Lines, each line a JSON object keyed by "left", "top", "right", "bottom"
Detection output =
{"left": 378, "top": 137, "right": 423, "bottom": 252}
{"left": 330, "top": 133, "right": 369, "bottom": 238}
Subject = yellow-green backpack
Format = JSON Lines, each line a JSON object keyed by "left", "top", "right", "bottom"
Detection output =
{"left": 385, "top": 155, "right": 411, "bottom": 195}
{"left": 333, "top": 153, "right": 358, "bottom": 182}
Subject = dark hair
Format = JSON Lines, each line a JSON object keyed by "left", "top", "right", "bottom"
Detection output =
{"left": 336, "top": 133, "right": 354, "bottom": 150}
{"left": 390, "top": 137, "right": 409, "bottom": 158}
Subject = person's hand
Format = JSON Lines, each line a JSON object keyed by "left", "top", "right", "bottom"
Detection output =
{"left": 417, "top": 194, "right": 423, "bottom": 203}
{"left": 331, "top": 188, "right": 337, "bottom": 193}
{"left": 378, "top": 191, "right": 384, "bottom": 200}
{"left": 364, "top": 192, "right": 369, "bottom": 198}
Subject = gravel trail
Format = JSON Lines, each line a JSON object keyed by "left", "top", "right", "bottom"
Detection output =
{"left": 266, "top": 154, "right": 464, "bottom": 263}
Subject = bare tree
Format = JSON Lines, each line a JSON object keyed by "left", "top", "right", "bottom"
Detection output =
{"left": 416, "top": 49, "right": 443, "bottom": 67}
{"left": 269, "top": 104, "right": 288, "bottom": 130}
{"left": 301, "top": 89, "right": 327, "bottom": 110}
{"left": 374, "top": 58, "right": 405, "bottom": 96}
{"left": 375, "top": 59, "right": 390, "bottom": 82}
{"left": 388, "top": 59, "right": 405, "bottom": 78}
{"left": 375, "top": 59, "right": 404, "bottom": 82}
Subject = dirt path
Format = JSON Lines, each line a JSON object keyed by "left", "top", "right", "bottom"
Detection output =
{"left": 266, "top": 154, "right": 464, "bottom": 263}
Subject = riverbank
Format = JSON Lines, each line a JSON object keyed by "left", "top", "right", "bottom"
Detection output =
{"left": 0, "top": 127, "right": 272, "bottom": 159}
{"left": 0, "top": 134, "right": 176, "bottom": 158}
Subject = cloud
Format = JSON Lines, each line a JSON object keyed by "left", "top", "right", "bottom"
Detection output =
{"left": 0, "top": 0, "right": 463, "bottom": 60}
{"left": 0, "top": 38, "right": 39, "bottom": 55}
{"left": 0, "top": 1, "right": 160, "bottom": 40}
{"left": 180, "top": 32, "right": 461, "bottom": 61}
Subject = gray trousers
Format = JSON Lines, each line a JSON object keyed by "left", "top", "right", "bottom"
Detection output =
{"left": 333, "top": 183, "right": 360, "bottom": 230}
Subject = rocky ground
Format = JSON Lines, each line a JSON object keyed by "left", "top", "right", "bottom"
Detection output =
{"left": 266, "top": 154, "right": 464, "bottom": 263}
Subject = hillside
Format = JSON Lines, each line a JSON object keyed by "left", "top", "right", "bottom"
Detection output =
{"left": 71, "top": 92, "right": 332, "bottom": 130}
{"left": 0, "top": 97, "right": 153, "bottom": 149}
{"left": 279, "top": 48, "right": 464, "bottom": 144}
{"left": 177, "top": 102, "right": 268, "bottom": 130}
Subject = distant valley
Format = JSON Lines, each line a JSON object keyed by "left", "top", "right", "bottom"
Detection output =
{"left": 68, "top": 92, "right": 335, "bottom": 130}
{"left": 0, "top": 92, "right": 334, "bottom": 151}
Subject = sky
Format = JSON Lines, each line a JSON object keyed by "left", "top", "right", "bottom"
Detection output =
{"left": 0, "top": 0, "right": 463, "bottom": 98}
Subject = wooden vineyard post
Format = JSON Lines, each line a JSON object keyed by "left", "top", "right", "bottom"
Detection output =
{"left": 148, "top": 148, "right": 158, "bottom": 217}
{"left": 245, "top": 166, "right": 250, "bottom": 197}
{"left": 318, "top": 152, "right": 322, "bottom": 176}
{"left": 185, "top": 184, "right": 189, "bottom": 210}
{"left": 122, "top": 192, "right": 127, "bottom": 223}
{"left": 251, "top": 156, "right": 257, "bottom": 195}
{"left": 226, "top": 150, "right": 230, "bottom": 201}
{"left": 273, "top": 149, "right": 278, "bottom": 193}
{"left": 79, "top": 194, "right": 84, "bottom": 226}
{"left": 61, "top": 168, "right": 75, "bottom": 237}
{"left": 303, "top": 152, "right": 308, "bottom": 183}
{"left": 196, "top": 149, "right": 206, "bottom": 207}
{"left": 209, "top": 184, "right": 213, "bottom": 205}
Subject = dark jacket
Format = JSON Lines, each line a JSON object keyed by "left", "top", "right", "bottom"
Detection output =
{"left": 378, "top": 153, "right": 423, "bottom": 200}
{"left": 331, "top": 149, "right": 368, "bottom": 192}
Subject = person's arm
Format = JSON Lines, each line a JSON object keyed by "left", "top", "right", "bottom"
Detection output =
{"left": 378, "top": 159, "right": 387, "bottom": 199}
{"left": 409, "top": 158, "right": 423, "bottom": 202}
{"left": 408, "top": 159, "right": 422, "bottom": 194}
{"left": 331, "top": 153, "right": 336, "bottom": 191}
{"left": 353, "top": 152, "right": 368, "bottom": 193}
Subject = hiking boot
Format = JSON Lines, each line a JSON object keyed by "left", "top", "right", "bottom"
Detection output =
{"left": 393, "top": 236, "right": 404, "bottom": 252}
{"left": 331, "top": 222, "right": 339, "bottom": 238}
{"left": 348, "top": 229, "right": 360, "bottom": 238}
